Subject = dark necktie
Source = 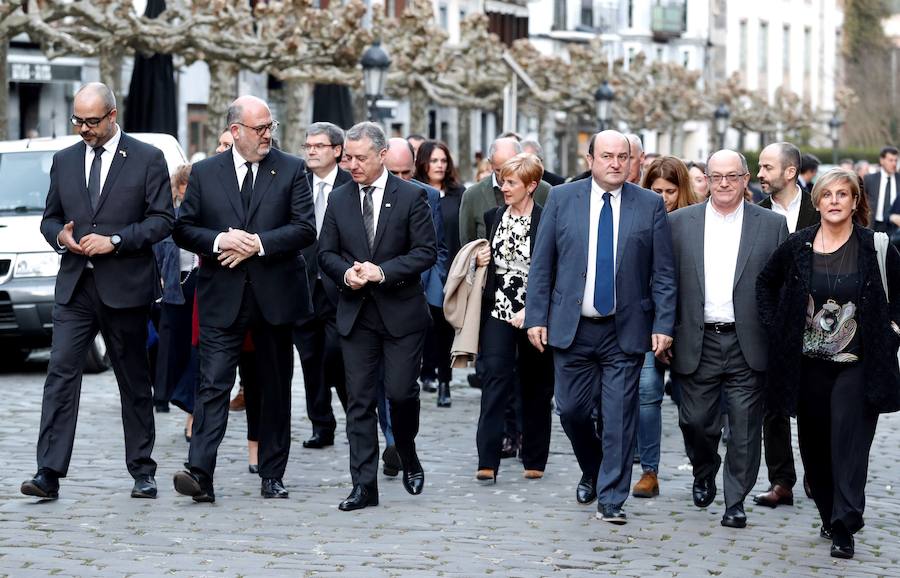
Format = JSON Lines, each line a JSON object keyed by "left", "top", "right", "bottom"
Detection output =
{"left": 88, "top": 146, "right": 103, "bottom": 210}
{"left": 594, "top": 192, "right": 615, "bottom": 315}
{"left": 362, "top": 185, "right": 375, "bottom": 251}
{"left": 886, "top": 175, "right": 894, "bottom": 222}
{"left": 240, "top": 161, "right": 254, "bottom": 214}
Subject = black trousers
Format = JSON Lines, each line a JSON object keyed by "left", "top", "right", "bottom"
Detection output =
{"left": 293, "top": 279, "right": 347, "bottom": 437}
{"left": 239, "top": 350, "right": 260, "bottom": 442}
{"left": 420, "top": 304, "right": 454, "bottom": 383}
{"left": 761, "top": 410, "right": 797, "bottom": 488}
{"left": 476, "top": 316, "right": 554, "bottom": 472}
{"left": 341, "top": 300, "right": 425, "bottom": 490}
{"left": 154, "top": 272, "right": 197, "bottom": 405}
{"left": 797, "top": 358, "right": 878, "bottom": 534}
{"left": 37, "top": 270, "right": 156, "bottom": 479}
{"left": 189, "top": 284, "right": 294, "bottom": 480}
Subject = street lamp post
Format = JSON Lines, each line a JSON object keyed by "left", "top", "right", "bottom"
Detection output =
{"left": 714, "top": 103, "right": 730, "bottom": 150}
{"left": 360, "top": 41, "right": 391, "bottom": 123}
{"left": 828, "top": 114, "right": 842, "bottom": 166}
{"left": 594, "top": 80, "right": 615, "bottom": 132}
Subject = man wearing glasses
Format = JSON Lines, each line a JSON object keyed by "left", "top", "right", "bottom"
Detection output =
{"left": 293, "top": 122, "right": 352, "bottom": 450}
{"left": 665, "top": 150, "right": 788, "bottom": 529}
{"left": 172, "top": 95, "right": 316, "bottom": 502}
{"left": 22, "top": 83, "right": 174, "bottom": 501}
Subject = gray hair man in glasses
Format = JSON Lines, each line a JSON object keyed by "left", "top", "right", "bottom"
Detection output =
{"left": 172, "top": 95, "right": 316, "bottom": 502}
{"left": 663, "top": 149, "right": 788, "bottom": 529}
{"left": 22, "top": 82, "right": 174, "bottom": 502}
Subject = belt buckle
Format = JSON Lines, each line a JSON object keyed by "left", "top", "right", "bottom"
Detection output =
{"left": 713, "top": 323, "right": 724, "bottom": 334}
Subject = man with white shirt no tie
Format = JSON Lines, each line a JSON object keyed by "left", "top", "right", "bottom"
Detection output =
{"left": 666, "top": 150, "right": 788, "bottom": 529}
{"left": 865, "top": 146, "right": 899, "bottom": 235}
{"left": 172, "top": 95, "right": 316, "bottom": 502}
{"left": 22, "top": 83, "right": 174, "bottom": 501}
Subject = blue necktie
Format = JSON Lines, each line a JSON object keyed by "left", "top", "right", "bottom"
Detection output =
{"left": 594, "top": 192, "right": 614, "bottom": 315}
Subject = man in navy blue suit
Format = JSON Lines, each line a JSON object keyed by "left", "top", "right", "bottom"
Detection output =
{"left": 525, "top": 130, "right": 676, "bottom": 524}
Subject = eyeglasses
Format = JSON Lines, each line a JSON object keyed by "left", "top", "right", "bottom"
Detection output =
{"left": 70, "top": 110, "right": 113, "bottom": 128}
{"left": 235, "top": 120, "right": 279, "bottom": 137}
{"left": 706, "top": 173, "right": 747, "bottom": 184}
{"left": 301, "top": 143, "right": 337, "bottom": 151}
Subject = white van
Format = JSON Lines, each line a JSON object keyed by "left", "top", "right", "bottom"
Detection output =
{"left": 0, "top": 133, "right": 187, "bottom": 372}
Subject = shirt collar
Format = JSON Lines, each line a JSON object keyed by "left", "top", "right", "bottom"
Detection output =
{"left": 590, "top": 178, "right": 622, "bottom": 199}
{"left": 232, "top": 146, "right": 257, "bottom": 171}
{"left": 883, "top": 168, "right": 894, "bottom": 179}
{"left": 87, "top": 124, "right": 121, "bottom": 156}
{"left": 707, "top": 199, "right": 744, "bottom": 223}
{"left": 773, "top": 185, "right": 802, "bottom": 211}
{"left": 314, "top": 165, "right": 339, "bottom": 187}
{"left": 359, "top": 168, "right": 389, "bottom": 192}
{"left": 492, "top": 172, "right": 500, "bottom": 189}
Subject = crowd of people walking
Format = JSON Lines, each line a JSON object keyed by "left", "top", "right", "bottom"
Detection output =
{"left": 19, "top": 82, "right": 900, "bottom": 561}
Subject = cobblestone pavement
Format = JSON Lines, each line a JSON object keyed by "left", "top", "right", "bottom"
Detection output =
{"left": 0, "top": 354, "right": 898, "bottom": 577}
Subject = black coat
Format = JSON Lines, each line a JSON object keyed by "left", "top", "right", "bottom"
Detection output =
{"left": 756, "top": 224, "right": 900, "bottom": 416}
{"left": 482, "top": 203, "right": 543, "bottom": 320}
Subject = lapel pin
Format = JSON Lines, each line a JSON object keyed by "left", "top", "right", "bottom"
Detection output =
{"left": 271, "top": 170, "right": 276, "bottom": 175}
{"left": 385, "top": 203, "right": 392, "bottom": 208}
{"left": 119, "top": 150, "right": 127, "bottom": 158}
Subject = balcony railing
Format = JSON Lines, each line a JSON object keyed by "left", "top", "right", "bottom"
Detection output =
{"left": 651, "top": 1, "right": 686, "bottom": 41}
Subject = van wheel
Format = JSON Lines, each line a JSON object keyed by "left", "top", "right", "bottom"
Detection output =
{"left": 83, "top": 333, "right": 111, "bottom": 373}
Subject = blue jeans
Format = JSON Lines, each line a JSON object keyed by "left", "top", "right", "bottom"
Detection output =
{"left": 637, "top": 351, "right": 664, "bottom": 472}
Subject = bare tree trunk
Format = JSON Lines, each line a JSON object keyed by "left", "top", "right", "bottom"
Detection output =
{"left": 539, "top": 107, "right": 556, "bottom": 174}
{"left": 0, "top": 37, "right": 8, "bottom": 140}
{"left": 408, "top": 89, "right": 428, "bottom": 137}
{"left": 281, "top": 79, "right": 311, "bottom": 156}
{"left": 566, "top": 114, "right": 580, "bottom": 177}
{"left": 457, "top": 108, "right": 472, "bottom": 182}
{"left": 99, "top": 47, "right": 123, "bottom": 96}
{"left": 206, "top": 62, "right": 238, "bottom": 155}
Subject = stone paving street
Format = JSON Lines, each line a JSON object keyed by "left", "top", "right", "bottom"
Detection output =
{"left": 0, "top": 354, "right": 899, "bottom": 577}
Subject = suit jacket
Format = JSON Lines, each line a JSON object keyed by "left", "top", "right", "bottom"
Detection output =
{"left": 409, "top": 178, "right": 449, "bottom": 309}
{"left": 542, "top": 170, "right": 566, "bottom": 187}
{"left": 40, "top": 131, "right": 174, "bottom": 308}
{"left": 865, "top": 171, "right": 900, "bottom": 227}
{"left": 524, "top": 179, "right": 677, "bottom": 354}
{"left": 440, "top": 185, "right": 464, "bottom": 261}
{"left": 458, "top": 175, "right": 551, "bottom": 245}
{"left": 317, "top": 172, "right": 437, "bottom": 338}
{"left": 757, "top": 188, "right": 819, "bottom": 231}
{"left": 667, "top": 201, "right": 789, "bottom": 375}
{"left": 173, "top": 147, "right": 316, "bottom": 328}
{"left": 482, "top": 203, "right": 542, "bottom": 320}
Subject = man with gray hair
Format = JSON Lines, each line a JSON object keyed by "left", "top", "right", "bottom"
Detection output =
{"left": 522, "top": 139, "right": 565, "bottom": 186}
{"left": 459, "top": 136, "right": 551, "bottom": 245}
{"left": 624, "top": 134, "right": 645, "bottom": 185}
{"left": 318, "top": 121, "right": 437, "bottom": 511}
{"left": 294, "top": 122, "right": 353, "bottom": 450}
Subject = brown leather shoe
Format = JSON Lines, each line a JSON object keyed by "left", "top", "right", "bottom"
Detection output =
{"left": 523, "top": 469, "right": 544, "bottom": 479}
{"left": 632, "top": 470, "right": 659, "bottom": 498}
{"left": 753, "top": 484, "right": 794, "bottom": 508}
{"left": 229, "top": 388, "right": 245, "bottom": 412}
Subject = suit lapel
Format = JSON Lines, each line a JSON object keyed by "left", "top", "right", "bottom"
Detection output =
{"left": 733, "top": 203, "right": 758, "bottom": 289}
{"left": 247, "top": 152, "right": 276, "bottom": 222}
{"left": 79, "top": 145, "right": 93, "bottom": 210}
{"left": 615, "top": 187, "right": 635, "bottom": 276}
{"left": 692, "top": 204, "right": 706, "bottom": 299}
{"left": 218, "top": 155, "right": 245, "bottom": 223}
{"left": 372, "top": 175, "right": 398, "bottom": 253}
{"left": 576, "top": 179, "right": 591, "bottom": 273}
{"left": 92, "top": 134, "right": 129, "bottom": 216}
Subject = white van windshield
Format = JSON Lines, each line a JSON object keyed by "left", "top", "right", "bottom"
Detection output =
{"left": 0, "top": 151, "right": 54, "bottom": 213}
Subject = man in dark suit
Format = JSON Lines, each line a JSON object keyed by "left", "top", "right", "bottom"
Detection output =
{"left": 21, "top": 83, "right": 174, "bottom": 500}
{"left": 318, "top": 122, "right": 437, "bottom": 511}
{"left": 172, "top": 95, "right": 316, "bottom": 502}
{"left": 865, "top": 146, "right": 899, "bottom": 234}
{"left": 525, "top": 130, "right": 677, "bottom": 524}
{"left": 293, "top": 122, "right": 352, "bottom": 450}
{"left": 522, "top": 139, "right": 565, "bottom": 186}
{"left": 798, "top": 153, "right": 820, "bottom": 196}
{"left": 755, "top": 142, "right": 818, "bottom": 509}
{"left": 668, "top": 150, "right": 789, "bottom": 529}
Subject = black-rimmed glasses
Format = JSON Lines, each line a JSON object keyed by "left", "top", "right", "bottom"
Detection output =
{"left": 235, "top": 120, "right": 279, "bottom": 137}
{"left": 70, "top": 110, "right": 113, "bottom": 128}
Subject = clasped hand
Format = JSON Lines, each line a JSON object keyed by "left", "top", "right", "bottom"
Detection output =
{"left": 344, "top": 261, "right": 383, "bottom": 290}
{"left": 218, "top": 228, "right": 259, "bottom": 269}
{"left": 59, "top": 222, "right": 115, "bottom": 256}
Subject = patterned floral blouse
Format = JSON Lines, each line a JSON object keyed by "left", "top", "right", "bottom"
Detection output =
{"left": 490, "top": 210, "right": 532, "bottom": 321}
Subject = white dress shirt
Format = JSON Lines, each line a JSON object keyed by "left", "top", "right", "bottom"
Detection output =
{"left": 212, "top": 147, "right": 264, "bottom": 255}
{"left": 876, "top": 169, "right": 897, "bottom": 222}
{"left": 358, "top": 168, "right": 389, "bottom": 230}
{"left": 581, "top": 179, "right": 622, "bottom": 317}
{"left": 703, "top": 201, "right": 743, "bottom": 323}
{"left": 769, "top": 185, "right": 803, "bottom": 233}
{"left": 83, "top": 125, "right": 122, "bottom": 197}
{"left": 312, "top": 165, "right": 339, "bottom": 205}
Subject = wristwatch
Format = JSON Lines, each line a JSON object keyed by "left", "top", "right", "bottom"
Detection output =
{"left": 110, "top": 234, "right": 122, "bottom": 251}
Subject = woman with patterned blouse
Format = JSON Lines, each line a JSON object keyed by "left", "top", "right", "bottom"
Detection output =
{"left": 473, "top": 153, "right": 555, "bottom": 483}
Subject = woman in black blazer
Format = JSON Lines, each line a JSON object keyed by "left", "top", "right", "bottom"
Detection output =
{"left": 473, "top": 153, "right": 554, "bottom": 483}
{"left": 757, "top": 168, "right": 900, "bottom": 559}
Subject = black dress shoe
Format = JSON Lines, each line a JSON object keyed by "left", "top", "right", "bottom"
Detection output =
{"left": 831, "top": 535, "right": 854, "bottom": 559}
{"left": 382, "top": 445, "right": 402, "bottom": 477}
{"left": 467, "top": 373, "right": 482, "bottom": 389}
{"left": 820, "top": 525, "right": 832, "bottom": 540}
{"left": 401, "top": 453, "right": 425, "bottom": 495}
{"left": 339, "top": 484, "right": 378, "bottom": 511}
{"left": 173, "top": 470, "right": 215, "bottom": 503}
{"left": 21, "top": 470, "right": 59, "bottom": 500}
{"left": 721, "top": 503, "right": 747, "bottom": 528}
{"left": 302, "top": 433, "right": 334, "bottom": 449}
{"left": 420, "top": 378, "right": 437, "bottom": 393}
{"left": 597, "top": 504, "right": 627, "bottom": 524}
{"left": 248, "top": 464, "right": 259, "bottom": 474}
{"left": 436, "top": 381, "right": 451, "bottom": 407}
{"left": 261, "top": 478, "right": 289, "bottom": 498}
{"left": 131, "top": 475, "right": 157, "bottom": 499}
{"left": 576, "top": 475, "right": 597, "bottom": 505}
{"left": 692, "top": 476, "right": 716, "bottom": 508}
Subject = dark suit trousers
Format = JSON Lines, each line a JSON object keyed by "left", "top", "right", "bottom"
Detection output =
{"left": 239, "top": 350, "right": 260, "bottom": 442}
{"left": 341, "top": 300, "right": 425, "bottom": 490}
{"left": 676, "top": 329, "right": 764, "bottom": 508}
{"left": 797, "top": 358, "right": 877, "bottom": 535}
{"left": 554, "top": 317, "right": 643, "bottom": 508}
{"left": 37, "top": 270, "right": 156, "bottom": 478}
{"left": 293, "top": 279, "right": 347, "bottom": 437}
{"left": 189, "top": 284, "right": 293, "bottom": 480}
{"left": 477, "top": 316, "right": 554, "bottom": 472}
{"left": 420, "top": 304, "right": 454, "bottom": 383}
{"left": 761, "top": 410, "right": 797, "bottom": 488}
